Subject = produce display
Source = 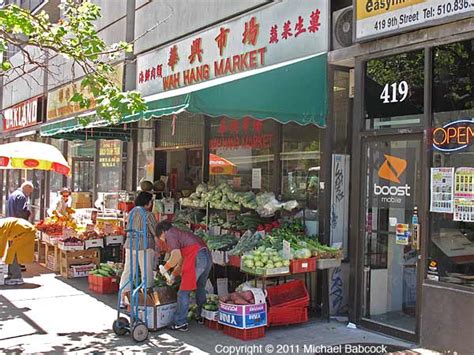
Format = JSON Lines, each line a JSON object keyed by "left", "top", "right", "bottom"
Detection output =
{"left": 77, "top": 225, "right": 125, "bottom": 240}
{"left": 228, "top": 231, "right": 264, "bottom": 256}
{"left": 35, "top": 213, "right": 78, "bottom": 235}
{"left": 219, "top": 290, "right": 257, "bottom": 305}
{"left": 59, "top": 236, "right": 83, "bottom": 244}
{"left": 242, "top": 246, "right": 290, "bottom": 271}
{"left": 203, "top": 294, "right": 220, "bottom": 311}
{"left": 89, "top": 263, "right": 121, "bottom": 277}
{"left": 197, "top": 230, "right": 238, "bottom": 251}
{"left": 180, "top": 183, "right": 299, "bottom": 216}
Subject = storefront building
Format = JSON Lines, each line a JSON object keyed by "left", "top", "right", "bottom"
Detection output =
{"left": 0, "top": 96, "right": 47, "bottom": 220}
{"left": 342, "top": 1, "right": 474, "bottom": 352}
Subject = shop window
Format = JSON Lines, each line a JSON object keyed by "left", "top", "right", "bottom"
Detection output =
{"left": 429, "top": 39, "right": 474, "bottom": 285}
{"left": 208, "top": 117, "right": 274, "bottom": 191}
{"left": 137, "top": 120, "right": 155, "bottom": 184}
{"left": 281, "top": 123, "right": 321, "bottom": 202}
{"left": 158, "top": 112, "right": 203, "bottom": 148}
{"left": 69, "top": 140, "right": 95, "bottom": 193}
{"left": 365, "top": 50, "right": 424, "bottom": 130}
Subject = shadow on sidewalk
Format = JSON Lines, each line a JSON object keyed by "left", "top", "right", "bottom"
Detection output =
{"left": 2, "top": 329, "right": 201, "bottom": 354}
{"left": 0, "top": 294, "right": 47, "bottom": 341}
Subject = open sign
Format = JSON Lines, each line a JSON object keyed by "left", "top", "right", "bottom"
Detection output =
{"left": 432, "top": 119, "right": 474, "bottom": 152}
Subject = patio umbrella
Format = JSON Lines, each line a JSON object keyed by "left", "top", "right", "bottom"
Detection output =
{"left": 209, "top": 153, "right": 237, "bottom": 175}
{"left": 0, "top": 141, "right": 71, "bottom": 176}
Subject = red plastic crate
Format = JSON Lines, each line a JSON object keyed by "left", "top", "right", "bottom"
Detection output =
{"left": 223, "top": 325, "right": 265, "bottom": 340}
{"left": 88, "top": 274, "right": 119, "bottom": 294}
{"left": 290, "top": 257, "right": 317, "bottom": 274}
{"left": 205, "top": 319, "right": 223, "bottom": 330}
{"left": 228, "top": 255, "right": 241, "bottom": 268}
{"left": 268, "top": 307, "right": 308, "bottom": 326}
{"left": 266, "top": 280, "right": 309, "bottom": 308}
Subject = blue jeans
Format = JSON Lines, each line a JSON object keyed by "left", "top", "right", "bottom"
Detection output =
{"left": 174, "top": 248, "right": 212, "bottom": 326}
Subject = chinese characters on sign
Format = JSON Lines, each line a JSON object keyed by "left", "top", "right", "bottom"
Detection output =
{"left": 136, "top": 0, "right": 329, "bottom": 96}
{"left": 99, "top": 141, "right": 122, "bottom": 168}
{"left": 210, "top": 118, "right": 272, "bottom": 150}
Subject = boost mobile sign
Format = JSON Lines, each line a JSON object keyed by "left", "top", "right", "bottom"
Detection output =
{"left": 356, "top": 0, "right": 474, "bottom": 41}
{"left": 373, "top": 153, "right": 413, "bottom": 206}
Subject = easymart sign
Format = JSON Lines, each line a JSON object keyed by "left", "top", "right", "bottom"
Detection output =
{"left": 356, "top": 0, "right": 474, "bottom": 41}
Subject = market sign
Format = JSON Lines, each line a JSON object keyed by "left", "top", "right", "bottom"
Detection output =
{"left": 356, "top": 0, "right": 474, "bottom": 41}
{"left": 47, "top": 64, "right": 124, "bottom": 121}
{"left": 209, "top": 117, "right": 273, "bottom": 150}
{"left": 1, "top": 97, "right": 41, "bottom": 132}
{"left": 432, "top": 119, "right": 474, "bottom": 152}
{"left": 136, "top": 0, "right": 329, "bottom": 96}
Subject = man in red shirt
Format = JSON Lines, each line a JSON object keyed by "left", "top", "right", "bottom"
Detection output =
{"left": 157, "top": 221, "right": 211, "bottom": 332}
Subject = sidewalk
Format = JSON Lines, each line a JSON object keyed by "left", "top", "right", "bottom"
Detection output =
{"left": 0, "top": 263, "right": 435, "bottom": 354}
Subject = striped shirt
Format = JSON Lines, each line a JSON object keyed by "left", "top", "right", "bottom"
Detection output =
{"left": 124, "top": 207, "right": 157, "bottom": 250}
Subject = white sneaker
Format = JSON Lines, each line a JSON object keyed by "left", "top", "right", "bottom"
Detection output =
{"left": 5, "top": 278, "right": 24, "bottom": 286}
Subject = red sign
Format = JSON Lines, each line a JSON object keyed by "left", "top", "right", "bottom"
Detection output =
{"left": 2, "top": 97, "right": 39, "bottom": 132}
{"left": 210, "top": 134, "right": 273, "bottom": 150}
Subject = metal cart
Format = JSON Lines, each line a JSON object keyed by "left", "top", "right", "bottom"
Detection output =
{"left": 112, "top": 207, "right": 150, "bottom": 342}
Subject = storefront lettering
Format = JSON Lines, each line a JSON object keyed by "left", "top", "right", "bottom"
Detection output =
{"left": 2, "top": 97, "right": 38, "bottom": 131}
{"left": 432, "top": 119, "right": 474, "bottom": 152}
{"left": 137, "top": 1, "right": 328, "bottom": 96}
{"left": 210, "top": 134, "right": 273, "bottom": 150}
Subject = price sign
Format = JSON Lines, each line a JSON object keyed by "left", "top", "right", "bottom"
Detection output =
{"left": 282, "top": 240, "right": 291, "bottom": 260}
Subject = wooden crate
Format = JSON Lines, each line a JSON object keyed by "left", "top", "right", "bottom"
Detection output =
{"left": 40, "top": 241, "right": 60, "bottom": 272}
{"left": 35, "top": 238, "right": 46, "bottom": 264}
{"left": 59, "top": 249, "right": 100, "bottom": 279}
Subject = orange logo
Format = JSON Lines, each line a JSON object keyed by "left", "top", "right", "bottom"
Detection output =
{"left": 378, "top": 155, "right": 407, "bottom": 184}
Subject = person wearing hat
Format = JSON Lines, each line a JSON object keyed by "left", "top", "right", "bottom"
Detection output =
{"left": 0, "top": 218, "right": 36, "bottom": 286}
{"left": 49, "top": 187, "right": 73, "bottom": 217}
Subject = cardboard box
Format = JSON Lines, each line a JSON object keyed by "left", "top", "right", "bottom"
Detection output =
{"left": 218, "top": 302, "right": 267, "bottom": 329}
{"left": 105, "top": 235, "right": 124, "bottom": 246}
{"left": 137, "top": 303, "right": 177, "bottom": 330}
{"left": 58, "top": 241, "right": 84, "bottom": 251}
{"left": 68, "top": 263, "right": 96, "bottom": 278}
{"left": 85, "top": 239, "right": 104, "bottom": 249}
{"left": 123, "top": 287, "right": 177, "bottom": 307}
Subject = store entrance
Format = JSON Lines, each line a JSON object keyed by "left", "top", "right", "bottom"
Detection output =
{"left": 359, "top": 136, "right": 422, "bottom": 337}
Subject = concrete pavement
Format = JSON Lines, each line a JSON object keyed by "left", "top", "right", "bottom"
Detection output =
{"left": 0, "top": 263, "right": 436, "bottom": 354}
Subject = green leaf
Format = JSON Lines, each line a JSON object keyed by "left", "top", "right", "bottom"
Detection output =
{"left": 1, "top": 61, "right": 12, "bottom": 71}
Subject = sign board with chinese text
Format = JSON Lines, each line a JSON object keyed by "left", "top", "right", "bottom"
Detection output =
{"left": 137, "top": 0, "right": 329, "bottom": 97}
{"left": 98, "top": 140, "right": 122, "bottom": 168}
{"left": 356, "top": 0, "right": 474, "bottom": 41}
{"left": 47, "top": 64, "right": 124, "bottom": 121}
{"left": 2, "top": 97, "right": 42, "bottom": 132}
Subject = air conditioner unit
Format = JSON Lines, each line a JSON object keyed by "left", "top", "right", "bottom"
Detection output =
{"left": 332, "top": 6, "right": 353, "bottom": 50}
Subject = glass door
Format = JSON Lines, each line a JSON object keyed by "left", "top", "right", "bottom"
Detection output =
{"left": 72, "top": 158, "right": 94, "bottom": 193}
{"left": 361, "top": 137, "right": 421, "bottom": 334}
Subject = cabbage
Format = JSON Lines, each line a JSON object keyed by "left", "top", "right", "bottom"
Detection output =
{"left": 244, "top": 260, "right": 255, "bottom": 268}
{"left": 275, "top": 262, "right": 283, "bottom": 268}
{"left": 283, "top": 260, "right": 290, "bottom": 266}
{"left": 266, "top": 263, "right": 274, "bottom": 269}
{"left": 255, "top": 261, "right": 264, "bottom": 268}
{"left": 260, "top": 256, "right": 269, "bottom": 263}
{"left": 294, "top": 248, "right": 312, "bottom": 259}
{"left": 272, "top": 256, "right": 281, "bottom": 263}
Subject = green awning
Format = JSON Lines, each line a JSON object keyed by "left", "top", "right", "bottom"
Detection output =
{"left": 40, "top": 115, "right": 131, "bottom": 140}
{"left": 41, "top": 53, "right": 327, "bottom": 138}
{"left": 125, "top": 53, "right": 327, "bottom": 126}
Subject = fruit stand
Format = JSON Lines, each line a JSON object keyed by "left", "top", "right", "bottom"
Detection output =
{"left": 35, "top": 209, "right": 126, "bottom": 279}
